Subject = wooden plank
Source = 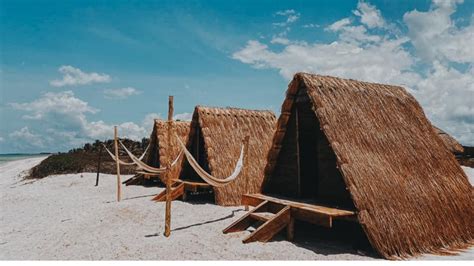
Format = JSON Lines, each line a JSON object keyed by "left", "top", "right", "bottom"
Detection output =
{"left": 243, "top": 206, "right": 291, "bottom": 243}
{"left": 244, "top": 194, "right": 355, "bottom": 217}
{"left": 249, "top": 212, "right": 274, "bottom": 222}
{"left": 153, "top": 183, "right": 184, "bottom": 202}
{"left": 223, "top": 200, "right": 269, "bottom": 234}
{"left": 291, "top": 206, "right": 332, "bottom": 228}
{"left": 242, "top": 194, "right": 265, "bottom": 207}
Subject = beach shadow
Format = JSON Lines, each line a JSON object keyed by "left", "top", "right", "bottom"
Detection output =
{"left": 272, "top": 220, "right": 380, "bottom": 259}
{"left": 144, "top": 209, "right": 245, "bottom": 238}
{"left": 123, "top": 193, "right": 158, "bottom": 201}
{"left": 104, "top": 193, "right": 158, "bottom": 203}
{"left": 172, "top": 209, "right": 245, "bottom": 232}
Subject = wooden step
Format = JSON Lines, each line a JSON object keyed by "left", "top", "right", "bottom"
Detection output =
{"left": 249, "top": 212, "right": 274, "bottom": 222}
{"left": 223, "top": 200, "right": 289, "bottom": 243}
{"left": 243, "top": 206, "right": 291, "bottom": 243}
{"left": 151, "top": 182, "right": 184, "bottom": 202}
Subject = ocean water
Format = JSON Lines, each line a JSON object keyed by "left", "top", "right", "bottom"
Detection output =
{"left": 0, "top": 154, "right": 49, "bottom": 165}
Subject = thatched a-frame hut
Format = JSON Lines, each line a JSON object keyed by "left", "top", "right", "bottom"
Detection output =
{"left": 230, "top": 73, "right": 473, "bottom": 259}
{"left": 125, "top": 119, "right": 191, "bottom": 186}
{"left": 433, "top": 126, "right": 464, "bottom": 154}
{"left": 178, "top": 106, "right": 277, "bottom": 206}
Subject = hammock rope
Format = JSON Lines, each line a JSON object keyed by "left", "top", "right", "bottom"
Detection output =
{"left": 102, "top": 143, "right": 150, "bottom": 166}
{"left": 119, "top": 139, "right": 183, "bottom": 174}
{"left": 176, "top": 134, "right": 244, "bottom": 187}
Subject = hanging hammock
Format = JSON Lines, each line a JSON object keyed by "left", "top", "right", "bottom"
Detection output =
{"left": 119, "top": 139, "right": 183, "bottom": 174}
{"left": 175, "top": 134, "right": 245, "bottom": 187}
{"left": 102, "top": 143, "right": 150, "bottom": 166}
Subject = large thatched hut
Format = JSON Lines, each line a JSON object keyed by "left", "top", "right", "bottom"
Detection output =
{"left": 237, "top": 73, "right": 473, "bottom": 259}
{"left": 124, "top": 119, "right": 191, "bottom": 186}
{"left": 178, "top": 106, "right": 277, "bottom": 206}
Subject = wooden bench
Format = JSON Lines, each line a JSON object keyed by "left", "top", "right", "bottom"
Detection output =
{"left": 151, "top": 179, "right": 212, "bottom": 202}
{"left": 223, "top": 193, "right": 357, "bottom": 243}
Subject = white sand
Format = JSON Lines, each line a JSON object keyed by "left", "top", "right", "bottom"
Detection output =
{"left": 0, "top": 157, "right": 472, "bottom": 260}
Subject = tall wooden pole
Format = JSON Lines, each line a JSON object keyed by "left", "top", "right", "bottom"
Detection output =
{"left": 114, "top": 126, "right": 122, "bottom": 202}
{"left": 95, "top": 144, "right": 102, "bottom": 186}
{"left": 164, "top": 96, "right": 174, "bottom": 237}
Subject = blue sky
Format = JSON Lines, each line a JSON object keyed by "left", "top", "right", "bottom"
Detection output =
{"left": 1, "top": 0, "right": 473, "bottom": 153}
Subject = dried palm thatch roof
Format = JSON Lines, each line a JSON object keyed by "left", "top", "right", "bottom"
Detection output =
{"left": 433, "top": 126, "right": 464, "bottom": 154}
{"left": 125, "top": 120, "right": 191, "bottom": 186}
{"left": 263, "top": 73, "right": 473, "bottom": 259}
{"left": 182, "top": 106, "right": 276, "bottom": 206}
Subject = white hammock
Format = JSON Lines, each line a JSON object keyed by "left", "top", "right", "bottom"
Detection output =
{"left": 102, "top": 143, "right": 150, "bottom": 166}
{"left": 176, "top": 134, "right": 244, "bottom": 187}
{"left": 119, "top": 139, "right": 183, "bottom": 174}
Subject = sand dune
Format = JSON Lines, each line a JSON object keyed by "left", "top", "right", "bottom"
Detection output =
{"left": 0, "top": 157, "right": 472, "bottom": 260}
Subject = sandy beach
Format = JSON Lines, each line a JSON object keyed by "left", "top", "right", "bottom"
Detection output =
{"left": 0, "top": 157, "right": 472, "bottom": 260}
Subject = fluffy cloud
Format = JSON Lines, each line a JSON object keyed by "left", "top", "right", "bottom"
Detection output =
{"left": 10, "top": 91, "right": 98, "bottom": 120}
{"left": 50, "top": 65, "right": 111, "bottom": 87}
{"left": 353, "top": 0, "right": 386, "bottom": 29}
{"left": 232, "top": 0, "right": 473, "bottom": 145}
{"left": 9, "top": 127, "right": 45, "bottom": 149}
{"left": 403, "top": 0, "right": 473, "bottom": 63}
{"left": 103, "top": 87, "right": 141, "bottom": 99}
{"left": 274, "top": 9, "right": 300, "bottom": 27}
{"left": 9, "top": 91, "right": 158, "bottom": 151}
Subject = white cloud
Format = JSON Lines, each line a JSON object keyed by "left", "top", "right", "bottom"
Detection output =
{"left": 270, "top": 37, "right": 291, "bottom": 45}
{"left": 174, "top": 112, "right": 193, "bottom": 121}
{"left": 353, "top": 0, "right": 386, "bottom": 29}
{"left": 103, "top": 87, "right": 141, "bottom": 99}
{"left": 302, "top": 23, "right": 320, "bottom": 29}
{"left": 8, "top": 91, "right": 157, "bottom": 151}
{"left": 232, "top": 0, "right": 473, "bottom": 145}
{"left": 142, "top": 112, "right": 161, "bottom": 126}
{"left": 9, "top": 127, "right": 45, "bottom": 148}
{"left": 403, "top": 0, "right": 473, "bottom": 63}
{"left": 327, "top": 18, "right": 352, "bottom": 31}
{"left": 50, "top": 65, "right": 111, "bottom": 87}
{"left": 10, "top": 91, "right": 98, "bottom": 120}
{"left": 273, "top": 9, "right": 300, "bottom": 27}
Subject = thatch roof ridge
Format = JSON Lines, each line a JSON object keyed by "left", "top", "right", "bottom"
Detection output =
{"left": 195, "top": 105, "right": 276, "bottom": 118}
{"left": 264, "top": 72, "right": 473, "bottom": 259}
{"left": 191, "top": 105, "right": 277, "bottom": 206}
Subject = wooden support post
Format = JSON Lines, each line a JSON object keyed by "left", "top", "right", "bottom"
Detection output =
{"left": 114, "top": 126, "right": 122, "bottom": 202}
{"left": 95, "top": 144, "right": 102, "bottom": 186}
{"left": 286, "top": 217, "right": 295, "bottom": 241}
{"left": 164, "top": 96, "right": 174, "bottom": 237}
{"left": 295, "top": 107, "right": 301, "bottom": 197}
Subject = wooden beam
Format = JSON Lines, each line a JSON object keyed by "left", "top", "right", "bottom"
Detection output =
{"left": 114, "top": 126, "right": 121, "bottom": 202}
{"left": 243, "top": 193, "right": 355, "bottom": 217}
{"left": 295, "top": 106, "right": 301, "bottom": 197}
{"left": 243, "top": 206, "right": 291, "bottom": 243}
{"left": 152, "top": 183, "right": 184, "bottom": 202}
{"left": 164, "top": 95, "right": 174, "bottom": 237}
{"left": 286, "top": 217, "right": 295, "bottom": 241}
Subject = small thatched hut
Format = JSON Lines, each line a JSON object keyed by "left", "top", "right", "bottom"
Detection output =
{"left": 261, "top": 73, "right": 473, "bottom": 259}
{"left": 125, "top": 119, "right": 191, "bottom": 186}
{"left": 179, "top": 106, "right": 277, "bottom": 206}
{"left": 433, "top": 126, "right": 464, "bottom": 154}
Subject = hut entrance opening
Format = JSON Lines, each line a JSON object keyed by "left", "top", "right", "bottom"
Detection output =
{"left": 265, "top": 85, "right": 354, "bottom": 210}
{"left": 179, "top": 122, "right": 214, "bottom": 201}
